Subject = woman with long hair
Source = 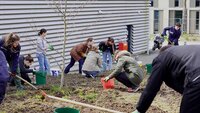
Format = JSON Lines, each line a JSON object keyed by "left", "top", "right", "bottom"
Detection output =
{"left": 0, "top": 32, "right": 23, "bottom": 90}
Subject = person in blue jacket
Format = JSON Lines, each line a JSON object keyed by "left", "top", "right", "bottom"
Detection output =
{"left": 161, "top": 23, "right": 181, "bottom": 45}
{"left": 0, "top": 33, "right": 23, "bottom": 90}
{"left": 0, "top": 50, "right": 9, "bottom": 104}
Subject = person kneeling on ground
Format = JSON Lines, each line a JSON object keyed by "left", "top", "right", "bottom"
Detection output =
{"left": 82, "top": 46, "right": 102, "bottom": 78}
{"left": 104, "top": 50, "right": 145, "bottom": 92}
{"left": 19, "top": 54, "right": 35, "bottom": 85}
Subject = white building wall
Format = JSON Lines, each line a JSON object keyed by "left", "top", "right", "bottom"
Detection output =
{"left": 0, "top": 0, "right": 150, "bottom": 70}
{"left": 150, "top": 0, "right": 200, "bottom": 34}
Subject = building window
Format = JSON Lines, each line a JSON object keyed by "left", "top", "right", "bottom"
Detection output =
{"left": 154, "top": 10, "right": 159, "bottom": 33}
{"left": 196, "top": 0, "right": 200, "bottom": 7}
{"left": 175, "top": 11, "right": 182, "bottom": 24}
{"left": 196, "top": 12, "right": 199, "bottom": 30}
{"left": 175, "top": 0, "right": 179, "bottom": 7}
{"left": 150, "top": 0, "right": 153, "bottom": 7}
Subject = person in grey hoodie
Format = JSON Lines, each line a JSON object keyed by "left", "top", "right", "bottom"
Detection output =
{"left": 82, "top": 46, "right": 102, "bottom": 78}
{"left": 36, "top": 28, "right": 52, "bottom": 75}
{"left": 104, "top": 50, "right": 145, "bottom": 92}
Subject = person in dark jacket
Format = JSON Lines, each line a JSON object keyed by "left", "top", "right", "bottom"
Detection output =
{"left": 132, "top": 45, "right": 200, "bottom": 113}
{"left": 0, "top": 33, "right": 23, "bottom": 90}
{"left": 99, "top": 37, "right": 116, "bottom": 71}
{"left": 0, "top": 50, "right": 9, "bottom": 104}
{"left": 19, "top": 54, "right": 34, "bottom": 85}
{"left": 161, "top": 23, "right": 181, "bottom": 45}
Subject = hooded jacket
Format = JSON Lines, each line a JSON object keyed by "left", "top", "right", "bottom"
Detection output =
{"left": 137, "top": 45, "right": 200, "bottom": 113}
{"left": 0, "top": 50, "right": 9, "bottom": 81}
{"left": 108, "top": 50, "right": 145, "bottom": 86}
{"left": 162, "top": 26, "right": 181, "bottom": 45}
{"left": 0, "top": 38, "right": 20, "bottom": 74}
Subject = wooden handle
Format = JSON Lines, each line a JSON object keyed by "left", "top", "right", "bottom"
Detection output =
{"left": 16, "top": 75, "right": 38, "bottom": 90}
{"left": 47, "top": 95, "right": 124, "bottom": 113}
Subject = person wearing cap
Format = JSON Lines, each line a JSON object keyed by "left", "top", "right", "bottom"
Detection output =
{"left": 161, "top": 23, "right": 182, "bottom": 45}
{"left": 104, "top": 50, "right": 145, "bottom": 92}
{"left": 99, "top": 37, "right": 116, "bottom": 71}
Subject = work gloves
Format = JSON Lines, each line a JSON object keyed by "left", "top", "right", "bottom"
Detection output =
{"left": 132, "top": 110, "right": 140, "bottom": 113}
{"left": 9, "top": 72, "right": 16, "bottom": 77}
{"left": 104, "top": 76, "right": 110, "bottom": 82}
{"left": 161, "top": 33, "right": 166, "bottom": 37}
{"left": 48, "top": 45, "right": 54, "bottom": 51}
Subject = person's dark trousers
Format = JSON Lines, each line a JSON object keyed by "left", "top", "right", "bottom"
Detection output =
{"left": 180, "top": 79, "right": 200, "bottom": 113}
{"left": 78, "top": 58, "right": 85, "bottom": 74}
{"left": 115, "top": 72, "right": 137, "bottom": 89}
{"left": 21, "top": 73, "right": 31, "bottom": 85}
{"left": 64, "top": 57, "right": 85, "bottom": 74}
{"left": 0, "top": 80, "right": 7, "bottom": 104}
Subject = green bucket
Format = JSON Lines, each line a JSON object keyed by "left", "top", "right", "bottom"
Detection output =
{"left": 54, "top": 107, "right": 80, "bottom": 113}
{"left": 146, "top": 64, "right": 152, "bottom": 74}
{"left": 35, "top": 71, "right": 47, "bottom": 85}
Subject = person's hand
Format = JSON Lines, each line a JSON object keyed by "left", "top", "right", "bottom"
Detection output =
{"left": 9, "top": 72, "right": 16, "bottom": 77}
{"left": 82, "top": 53, "right": 87, "bottom": 58}
{"left": 132, "top": 110, "right": 140, "bottom": 113}
{"left": 104, "top": 76, "right": 110, "bottom": 82}
{"left": 161, "top": 34, "right": 165, "bottom": 37}
{"left": 48, "top": 45, "right": 54, "bottom": 50}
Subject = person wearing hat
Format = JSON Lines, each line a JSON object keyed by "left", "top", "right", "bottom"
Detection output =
{"left": 104, "top": 50, "right": 145, "bottom": 92}
{"left": 161, "top": 23, "right": 182, "bottom": 45}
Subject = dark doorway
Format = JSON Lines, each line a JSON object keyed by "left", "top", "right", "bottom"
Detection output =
{"left": 127, "top": 25, "right": 132, "bottom": 52}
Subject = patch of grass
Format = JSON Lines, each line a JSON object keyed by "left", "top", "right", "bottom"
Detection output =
{"left": 0, "top": 111, "right": 7, "bottom": 113}
{"left": 62, "top": 95, "right": 69, "bottom": 99}
{"left": 180, "top": 33, "right": 200, "bottom": 41}
{"left": 84, "top": 93, "right": 98, "bottom": 101}
{"left": 76, "top": 88, "right": 98, "bottom": 102}
{"left": 12, "top": 90, "right": 27, "bottom": 97}
{"left": 49, "top": 85, "right": 70, "bottom": 96}
{"left": 32, "top": 94, "right": 43, "bottom": 100}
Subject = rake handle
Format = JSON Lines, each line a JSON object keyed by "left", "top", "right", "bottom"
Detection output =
{"left": 47, "top": 95, "right": 124, "bottom": 113}
{"left": 16, "top": 75, "right": 38, "bottom": 90}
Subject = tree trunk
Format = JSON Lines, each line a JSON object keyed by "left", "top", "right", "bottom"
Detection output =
{"left": 60, "top": 0, "right": 67, "bottom": 88}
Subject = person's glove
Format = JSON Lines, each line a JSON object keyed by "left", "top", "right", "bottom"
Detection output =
{"left": 48, "top": 45, "right": 54, "bottom": 51}
{"left": 132, "top": 110, "right": 140, "bottom": 113}
{"left": 104, "top": 76, "right": 110, "bottom": 82}
{"left": 9, "top": 72, "right": 16, "bottom": 77}
{"left": 32, "top": 68, "right": 37, "bottom": 74}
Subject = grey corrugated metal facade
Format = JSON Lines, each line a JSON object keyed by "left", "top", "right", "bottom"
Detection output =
{"left": 0, "top": 0, "right": 149, "bottom": 69}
